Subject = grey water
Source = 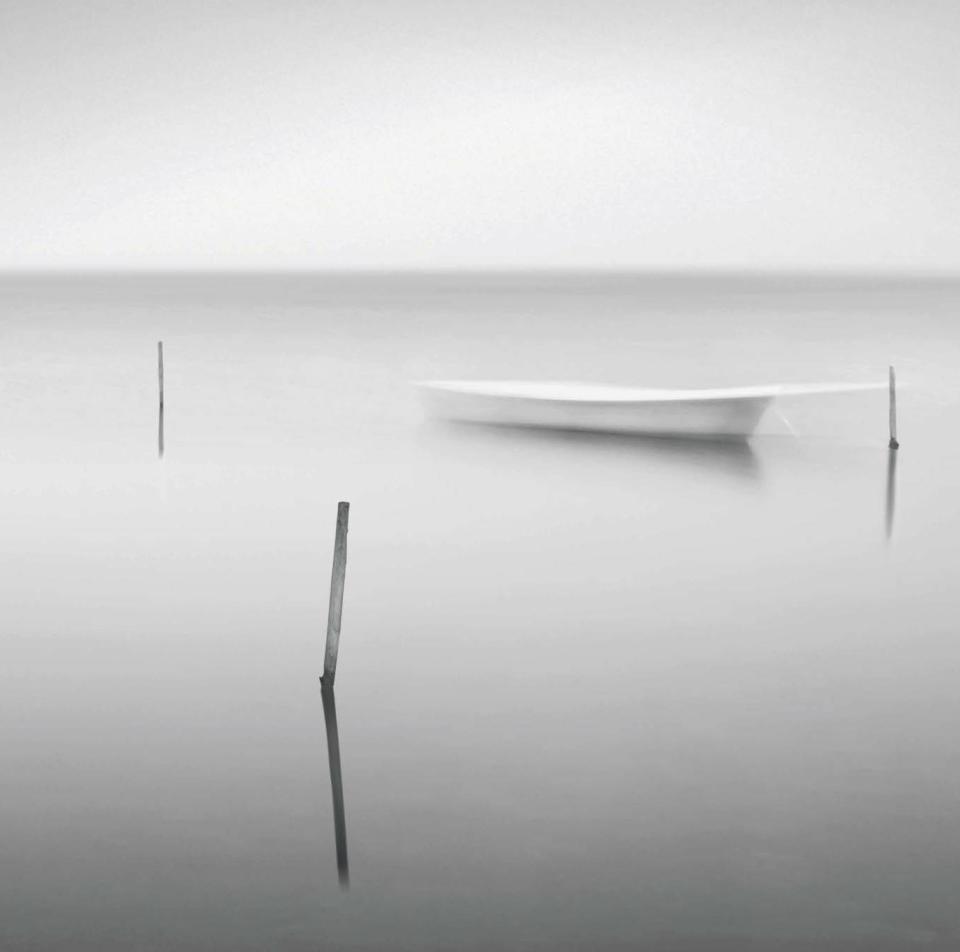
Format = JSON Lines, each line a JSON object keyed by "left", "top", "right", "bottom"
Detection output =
{"left": 2, "top": 272, "right": 960, "bottom": 951}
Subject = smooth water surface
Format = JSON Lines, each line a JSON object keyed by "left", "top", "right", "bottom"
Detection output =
{"left": 2, "top": 273, "right": 960, "bottom": 951}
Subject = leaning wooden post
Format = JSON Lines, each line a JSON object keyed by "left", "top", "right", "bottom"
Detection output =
{"left": 323, "top": 502, "right": 350, "bottom": 684}
{"left": 888, "top": 365, "right": 899, "bottom": 450}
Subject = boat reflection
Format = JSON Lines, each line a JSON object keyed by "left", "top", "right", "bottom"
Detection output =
{"left": 321, "top": 682, "right": 349, "bottom": 887}
{"left": 420, "top": 420, "right": 762, "bottom": 482}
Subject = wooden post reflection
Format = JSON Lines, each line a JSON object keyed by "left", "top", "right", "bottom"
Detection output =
{"left": 321, "top": 682, "right": 349, "bottom": 887}
{"left": 885, "top": 446, "right": 897, "bottom": 542}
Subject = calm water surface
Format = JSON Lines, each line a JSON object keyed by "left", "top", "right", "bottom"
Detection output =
{"left": 2, "top": 273, "right": 960, "bottom": 951}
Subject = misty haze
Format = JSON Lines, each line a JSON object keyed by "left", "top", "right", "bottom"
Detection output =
{"left": 2, "top": 4, "right": 960, "bottom": 952}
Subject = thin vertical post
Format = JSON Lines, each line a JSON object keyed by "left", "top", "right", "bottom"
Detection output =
{"left": 323, "top": 502, "right": 350, "bottom": 684}
{"left": 888, "top": 365, "right": 899, "bottom": 450}
{"left": 158, "top": 341, "right": 164, "bottom": 458}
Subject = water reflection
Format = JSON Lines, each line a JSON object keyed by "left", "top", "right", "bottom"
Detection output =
{"left": 421, "top": 421, "right": 762, "bottom": 482}
{"left": 886, "top": 447, "right": 898, "bottom": 541}
{"left": 158, "top": 403, "right": 164, "bottom": 459}
{"left": 321, "top": 682, "right": 349, "bottom": 887}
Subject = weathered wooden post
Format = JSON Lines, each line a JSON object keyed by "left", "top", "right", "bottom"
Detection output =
{"left": 321, "top": 682, "right": 349, "bottom": 887}
{"left": 888, "top": 365, "right": 899, "bottom": 450}
{"left": 158, "top": 341, "right": 165, "bottom": 458}
{"left": 322, "top": 502, "right": 349, "bottom": 684}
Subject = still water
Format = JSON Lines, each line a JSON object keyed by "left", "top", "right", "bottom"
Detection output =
{"left": 2, "top": 273, "right": 960, "bottom": 951}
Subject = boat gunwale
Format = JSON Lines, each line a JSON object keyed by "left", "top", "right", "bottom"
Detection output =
{"left": 416, "top": 380, "right": 885, "bottom": 404}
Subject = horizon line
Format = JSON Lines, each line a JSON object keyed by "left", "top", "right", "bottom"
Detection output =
{"left": 1, "top": 266, "right": 959, "bottom": 280}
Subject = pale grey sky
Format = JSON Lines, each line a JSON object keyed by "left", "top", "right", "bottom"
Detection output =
{"left": 2, "top": 0, "right": 958, "bottom": 270}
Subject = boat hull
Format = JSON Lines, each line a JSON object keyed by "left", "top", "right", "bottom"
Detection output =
{"left": 418, "top": 381, "right": 775, "bottom": 439}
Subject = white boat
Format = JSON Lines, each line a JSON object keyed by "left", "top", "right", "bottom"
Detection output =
{"left": 417, "top": 380, "right": 883, "bottom": 440}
